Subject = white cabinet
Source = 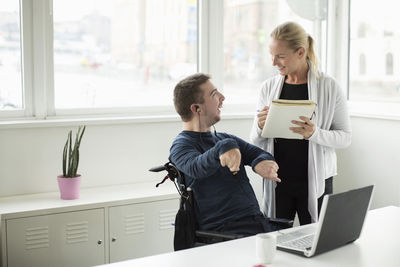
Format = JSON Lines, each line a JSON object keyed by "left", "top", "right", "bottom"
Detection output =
{"left": 7, "top": 209, "right": 105, "bottom": 267}
{"left": 109, "top": 199, "right": 177, "bottom": 262}
{"left": 0, "top": 182, "right": 178, "bottom": 267}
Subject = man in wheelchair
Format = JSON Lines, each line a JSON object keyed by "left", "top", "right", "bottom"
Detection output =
{"left": 168, "top": 73, "right": 291, "bottom": 247}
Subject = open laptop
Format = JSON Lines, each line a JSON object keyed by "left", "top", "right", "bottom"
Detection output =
{"left": 276, "top": 185, "right": 374, "bottom": 257}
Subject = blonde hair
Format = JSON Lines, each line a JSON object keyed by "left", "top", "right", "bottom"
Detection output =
{"left": 271, "top": 22, "right": 319, "bottom": 77}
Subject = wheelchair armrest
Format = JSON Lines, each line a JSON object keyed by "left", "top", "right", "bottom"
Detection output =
{"left": 195, "top": 230, "right": 244, "bottom": 244}
{"left": 269, "top": 217, "right": 294, "bottom": 228}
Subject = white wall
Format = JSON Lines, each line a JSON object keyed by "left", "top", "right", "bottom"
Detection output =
{"left": 0, "top": 118, "right": 256, "bottom": 197}
{"left": 0, "top": 116, "right": 399, "bottom": 209}
{"left": 0, "top": 120, "right": 180, "bottom": 196}
{"left": 335, "top": 116, "right": 400, "bottom": 209}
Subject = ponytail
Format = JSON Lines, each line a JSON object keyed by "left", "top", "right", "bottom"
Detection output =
{"left": 307, "top": 35, "right": 319, "bottom": 78}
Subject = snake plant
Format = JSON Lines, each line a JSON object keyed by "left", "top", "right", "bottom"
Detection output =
{"left": 62, "top": 125, "right": 86, "bottom": 178}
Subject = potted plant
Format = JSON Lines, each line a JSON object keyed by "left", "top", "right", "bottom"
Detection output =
{"left": 57, "top": 125, "right": 86, "bottom": 200}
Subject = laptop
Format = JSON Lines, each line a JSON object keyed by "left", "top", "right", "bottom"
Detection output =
{"left": 276, "top": 185, "right": 374, "bottom": 257}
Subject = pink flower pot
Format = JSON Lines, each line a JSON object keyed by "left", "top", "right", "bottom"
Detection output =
{"left": 57, "top": 175, "right": 82, "bottom": 200}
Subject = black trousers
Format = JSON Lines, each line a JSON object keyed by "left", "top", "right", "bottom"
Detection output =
{"left": 275, "top": 177, "right": 333, "bottom": 225}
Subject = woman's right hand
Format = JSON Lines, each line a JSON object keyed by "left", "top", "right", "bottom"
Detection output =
{"left": 257, "top": 106, "right": 269, "bottom": 130}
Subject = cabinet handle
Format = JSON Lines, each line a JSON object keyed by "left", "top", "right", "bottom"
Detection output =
{"left": 97, "top": 240, "right": 103, "bottom": 245}
{"left": 112, "top": 238, "right": 117, "bottom": 242}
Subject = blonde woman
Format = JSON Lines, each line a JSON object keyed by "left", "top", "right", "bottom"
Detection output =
{"left": 250, "top": 22, "right": 351, "bottom": 225}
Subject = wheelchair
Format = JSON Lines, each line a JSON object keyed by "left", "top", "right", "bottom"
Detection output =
{"left": 149, "top": 162, "right": 293, "bottom": 251}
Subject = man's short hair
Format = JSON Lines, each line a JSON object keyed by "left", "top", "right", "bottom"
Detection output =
{"left": 173, "top": 73, "right": 211, "bottom": 122}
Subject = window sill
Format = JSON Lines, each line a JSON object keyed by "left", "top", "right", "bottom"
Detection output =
{"left": 349, "top": 101, "right": 400, "bottom": 122}
{"left": 0, "top": 112, "right": 255, "bottom": 129}
{"left": 0, "top": 115, "right": 181, "bottom": 129}
{"left": 2, "top": 101, "right": 400, "bottom": 129}
{"left": 350, "top": 112, "right": 400, "bottom": 121}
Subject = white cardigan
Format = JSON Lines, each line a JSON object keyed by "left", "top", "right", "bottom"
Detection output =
{"left": 249, "top": 67, "right": 352, "bottom": 222}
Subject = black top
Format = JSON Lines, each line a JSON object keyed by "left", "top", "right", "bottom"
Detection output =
{"left": 274, "top": 82, "right": 309, "bottom": 185}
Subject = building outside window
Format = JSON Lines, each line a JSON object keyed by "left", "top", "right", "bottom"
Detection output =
{"left": 53, "top": 0, "right": 197, "bottom": 109}
{"left": 349, "top": 0, "right": 400, "bottom": 103}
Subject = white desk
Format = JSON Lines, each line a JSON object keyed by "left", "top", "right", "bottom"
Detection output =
{"left": 95, "top": 206, "right": 400, "bottom": 267}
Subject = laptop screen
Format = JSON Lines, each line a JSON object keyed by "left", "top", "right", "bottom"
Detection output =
{"left": 314, "top": 185, "right": 374, "bottom": 255}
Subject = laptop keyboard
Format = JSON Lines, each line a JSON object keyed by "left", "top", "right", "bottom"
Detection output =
{"left": 278, "top": 234, "right": 315, "bottom": 250}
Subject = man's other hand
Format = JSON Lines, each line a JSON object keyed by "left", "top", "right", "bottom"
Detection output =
{"left": 219, "top": 148, "right": 241, "bottom": 173}
{"left": 254, "top": 160, "right": 281, "bottom": 182}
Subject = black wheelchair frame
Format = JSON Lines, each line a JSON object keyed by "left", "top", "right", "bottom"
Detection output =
{"left": 149, "top": 162, "right": 293, "bottom": 251}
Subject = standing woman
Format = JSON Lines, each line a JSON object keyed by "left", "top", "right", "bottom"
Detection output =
{"left": 250, "top": 22, "right": 351, "bottom": 225}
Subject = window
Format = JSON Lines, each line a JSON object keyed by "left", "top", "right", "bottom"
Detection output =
{"left": 349, "top": 0, "right": 400, "bottom": 104}
{"left": 223, "top": 0, "right": 328, "bottom": 106}
{"left": 0, "top": 1, "right": 22, "bottom": 111}
{"left": 1, "top": 0, "right": 332, "bottom": 120}
{"left": 53, "top": 0, "right": 197, "bottom": 109}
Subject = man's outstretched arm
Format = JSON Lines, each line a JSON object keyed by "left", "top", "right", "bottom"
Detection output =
{"left": 254, "top": 160, "right": 281, "bottom": 182}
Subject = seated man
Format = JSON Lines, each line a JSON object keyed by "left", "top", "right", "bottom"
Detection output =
{"left": 169, "top": 73, "right": 282, "bottom": 236}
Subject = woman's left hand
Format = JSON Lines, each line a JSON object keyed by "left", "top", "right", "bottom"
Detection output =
{"left": 290, "top": 116, "right": 315, "bottom": 139}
